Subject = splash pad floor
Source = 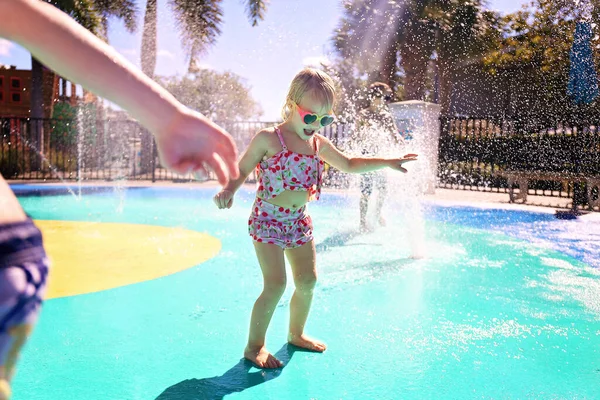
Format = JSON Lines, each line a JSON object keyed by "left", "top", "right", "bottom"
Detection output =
{"left": 10, "top": 184, "right": 600, "bottom": 400}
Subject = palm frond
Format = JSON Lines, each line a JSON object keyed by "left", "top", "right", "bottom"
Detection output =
{"left": 168, "top": 0, "right": 224, "bottom": 60}
{"left": 244, "top": 0, "right": 268, "bottom": 26}
{"left": 93, "top": 0, "right": 138, "bottom": 32}
{"left": 46, "top": 0, "right": 102, "bottom": 33}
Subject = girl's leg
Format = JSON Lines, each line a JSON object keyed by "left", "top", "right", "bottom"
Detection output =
{"left": 0, "top": 323, "right": 34, "bottom": 399}
{"left": 375, "top": 175, "right": 388, "bottom": 226}
{"left": 360, "top": 194, "right": 369, "bottom": 230}
{"left": 0, "top": 379, "right": 9, "bottom": 400}
{"left": 360, "top": 174, "right": 374, "bottom": 232}
{"left": 0, "top": 263, "right": 40, "bottom": 400}
{"left": 285, "top": 240, "right": 326, "bottom": 352}
{"left": 245, "top": 241, "right": 286, "bottom": 369}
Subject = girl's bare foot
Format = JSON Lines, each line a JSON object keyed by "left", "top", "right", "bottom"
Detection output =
{"left": 244, "top": 345, "right": 283, "bottom": 369}
{"left": 288, "top": 334, "right": 327, "bottom": 352}
{"left": 359, "top": 222, "right": 374, "bottom": 233}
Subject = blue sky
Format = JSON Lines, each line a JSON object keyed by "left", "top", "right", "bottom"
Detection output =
{"left": 0, "top": 0, "right": 526, "bottom": 120}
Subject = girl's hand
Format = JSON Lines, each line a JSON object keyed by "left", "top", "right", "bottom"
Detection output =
{"left": 213, "top": 190, "right": 235, "bottom": 209}
{"left": 389, "top": 153, "right": 418, "bottom": 173}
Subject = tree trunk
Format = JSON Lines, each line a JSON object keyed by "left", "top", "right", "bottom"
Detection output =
{"left": 61, "top": 77, "right": 67, "bottom": 101}
{"left": 141, "top": 0, "right": 157, "bottom": 78}
{"left": 399, "top": 22, "right": 434, "bottom": 101}
{"left": 399, "top": 46, "right": 429, "bottom": 100}
{"left": 30, "top": 56, "right": 44, "bottom": 171}
{"left": 139, "top": 0, "right": 158, "bottom": 175}
{"left": 437, "top": 57, "right": 455, "bottom": 115}
{"left": 379, "top": 43, "right": 399, "bottom": 86}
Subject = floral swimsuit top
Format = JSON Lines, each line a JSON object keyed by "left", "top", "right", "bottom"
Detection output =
{"left": 256, "top": 127, "right": 325, "bottom": 201}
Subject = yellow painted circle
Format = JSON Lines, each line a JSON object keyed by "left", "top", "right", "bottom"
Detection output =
{"left": 35, "top": 220, "right": 221, "bottom": 299}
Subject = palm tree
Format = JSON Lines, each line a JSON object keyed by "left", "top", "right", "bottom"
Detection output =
{"left": 333, "top": 0, "right": 435, "bottom": 99}
{"left": 140, "top": 0, "right": 269, "bottom": 79}
{"left": 94, "top": 0, "right": 137, "bottom": 39}
{"left": 333, "top": 0, "right": 497, "bottom": 112}
{"left": 432, "top": 1, "right": 500, "bottom": 114}
{"left": 30, "top": 0, "right": 137, "bottom": 169}
{"left": 29, "top": 1, "right": 96, "bottom": 169}
{"left": 396, "top": 1, "right": 436, "bottom": 101}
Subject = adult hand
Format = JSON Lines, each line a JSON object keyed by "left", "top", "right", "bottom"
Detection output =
{"left": 153, "top": 108, "right": 240, "bottom": 186}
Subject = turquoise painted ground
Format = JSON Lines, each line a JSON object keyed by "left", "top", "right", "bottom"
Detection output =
{"left": 11, "top": 185, "right": 600, "bottom": 400}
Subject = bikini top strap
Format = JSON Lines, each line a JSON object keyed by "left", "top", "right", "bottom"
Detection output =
{"left": 275, "top": 127, "right": 287, "bottom": 150}
{"left": 313, "top": 135, "right": 319, "bottom": 156}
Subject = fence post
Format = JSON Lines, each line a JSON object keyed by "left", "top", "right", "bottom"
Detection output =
{"left": 151, "top": 137, "right": 156, "bottom": 183}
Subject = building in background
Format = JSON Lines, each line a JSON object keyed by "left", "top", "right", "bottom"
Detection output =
{"left": 0, "top": 64, "right": 95, "bottom": 118}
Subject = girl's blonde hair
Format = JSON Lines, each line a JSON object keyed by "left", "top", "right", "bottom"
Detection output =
{"left": 281, "top": 68, "right": 336, "bottom": 120}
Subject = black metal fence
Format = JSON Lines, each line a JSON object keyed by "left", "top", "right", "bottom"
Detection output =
{"left": 438, "top": 115, "right": 600, "bottom": 202}
{"left": 3, "top": 115, "right": 599, "bottom": 208}
{"left": 0, "top": 117, "right": 352, "bottom": 183}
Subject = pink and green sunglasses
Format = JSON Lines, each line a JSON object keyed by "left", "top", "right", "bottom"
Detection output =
{"left": 295, "top": 104, "right": 335, "bottom": 127}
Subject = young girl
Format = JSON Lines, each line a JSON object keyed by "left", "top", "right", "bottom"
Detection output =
{"left": 214, "top": 68, "right": 417, "bottom": 369}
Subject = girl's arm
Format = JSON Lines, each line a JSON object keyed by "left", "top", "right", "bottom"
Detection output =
{"left": 221, "top": 130, "right": 271, "bottom": 193}
{"left": 318, "top": 135, "right": 417, "bottom": 174}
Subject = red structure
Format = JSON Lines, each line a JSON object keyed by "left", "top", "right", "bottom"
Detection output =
{"left": 0, "top": 64, "right": 90, "bottom": 118}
